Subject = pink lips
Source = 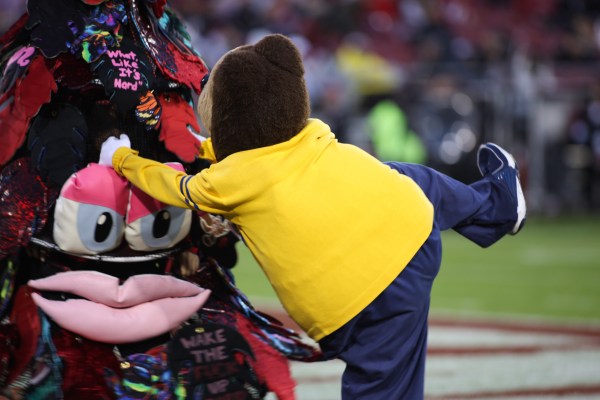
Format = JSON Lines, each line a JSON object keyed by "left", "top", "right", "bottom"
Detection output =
{"left": 28, "top": 271, "right": 210, "bottom": 344}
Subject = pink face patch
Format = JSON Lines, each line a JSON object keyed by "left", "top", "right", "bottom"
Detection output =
{"left": 125, "top": 162, "right": 191, "bottom": 251}
{"left": 59, "top": 163, "right": 129, "bottom": 214}
{"left": 53, "top": 163, "right": 129, "bottom": 255}
{"left": 29, "top": 271, "right": 211, "bottom": 343}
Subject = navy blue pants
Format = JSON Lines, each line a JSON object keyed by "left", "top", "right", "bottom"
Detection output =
{"left": 318, "top": 162, "right": 518, "bottom": 399}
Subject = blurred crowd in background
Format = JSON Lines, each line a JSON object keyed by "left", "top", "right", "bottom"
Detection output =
{"left": 2, "top": 0, "right": 600, "bottom": 214}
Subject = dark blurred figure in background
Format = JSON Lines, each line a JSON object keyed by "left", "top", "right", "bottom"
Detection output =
{"left": 560, "top": 79, "right": 600, "bottom": 211}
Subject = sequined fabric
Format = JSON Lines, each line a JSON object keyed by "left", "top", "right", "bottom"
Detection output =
{"left": 0, "top": 159, "right": 54, "bottom": 258}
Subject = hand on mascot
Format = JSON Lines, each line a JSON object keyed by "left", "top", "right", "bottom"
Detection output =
{"left": 99, "top": 134, "right": 131, "bottom": 166}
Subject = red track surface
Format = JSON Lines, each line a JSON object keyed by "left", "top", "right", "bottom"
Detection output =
{"left": 263, "top": 307, "right": 600, "bottom": 399}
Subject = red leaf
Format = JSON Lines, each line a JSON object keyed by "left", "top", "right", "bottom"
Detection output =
{"left": 158, "top": 92, "right": 202, "bottom": 163}
{"left": 162, "top": 41, "right": 208, "bottom": 94}
{"left": 0, "top": 57, "right": 57, "bottom": 166}
{"left": 152, "top": 0, "right": 167, "bottom": 17}
{"left": 14, "top": 57, "right": 57, "bottom": 118}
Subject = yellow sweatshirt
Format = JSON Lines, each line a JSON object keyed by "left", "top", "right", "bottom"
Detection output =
{"left": 113, "top": 119, "right": 433, "bottom": 340}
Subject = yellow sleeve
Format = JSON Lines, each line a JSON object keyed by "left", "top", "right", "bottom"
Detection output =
{"left": 199, "top": 138, "right": 217, "bottom": 163}
{"left": 112, "top": 147, "right": 227, "bottom": 215}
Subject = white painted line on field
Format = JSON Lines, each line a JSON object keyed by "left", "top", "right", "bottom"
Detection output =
{"left": 260, "top": 313, "right": 600, "bottom": 400}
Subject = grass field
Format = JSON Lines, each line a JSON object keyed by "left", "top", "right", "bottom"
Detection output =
{"left": 232, "top": 215, "right": 600, "bottom": 323}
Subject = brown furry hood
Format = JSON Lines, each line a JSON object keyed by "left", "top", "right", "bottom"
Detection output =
{"left": 205, "top": 34, "right": 310, "bottom": 161}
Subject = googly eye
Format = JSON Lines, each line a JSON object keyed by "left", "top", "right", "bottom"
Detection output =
{"left": 125, "top": 162, "right": 191, "bottom": 251}
{"left": 126, "top": 203, "right": 191, "bottom": 251}
{"left": 54, "top": 196, "right": 125, "bottom": 254}
{"left": 53, "top": 164, "right": 129, "bottom": 255}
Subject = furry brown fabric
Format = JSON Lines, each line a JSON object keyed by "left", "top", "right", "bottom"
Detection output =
{"left": 209, "top": 34, "right": 310, "bottom": 161}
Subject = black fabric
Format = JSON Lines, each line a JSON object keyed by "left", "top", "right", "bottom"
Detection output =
{"left": 26, "top": 0, "right": 87, "bottom": 58}
{"left": 92, "top": 36, "right": 155, "bottom": 112}
{"left": 167, "top": 321, "right": 264, "bottom": 399}
{"left": 27, "top": 103, "right": 88, "bottom": 188}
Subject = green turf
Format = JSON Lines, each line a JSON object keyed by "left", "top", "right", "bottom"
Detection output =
{"left": 232, "top": 216, "right": 600, "bottom": 322}
{"left": 431, "top": 215, "right": 600, "bottom": 322}
{"left": 232, "top": 242, "right": 278, "bottom": 301}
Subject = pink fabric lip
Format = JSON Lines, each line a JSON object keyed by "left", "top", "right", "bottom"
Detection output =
{"left": 28, "top": 271, "right": 202, "bottom": 307}
{"left": 28, "top": 271, "right": 211, "bottom": 343}
{"left": 30, "top": 291, "right": 210, "bottom": 344}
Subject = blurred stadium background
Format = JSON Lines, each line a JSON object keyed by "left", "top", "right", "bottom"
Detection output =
{"left": 3, "top": 0, "right": 600, "bottom": 214}
{"left": 3, "top": 1, "right": 600, "bottom": 397}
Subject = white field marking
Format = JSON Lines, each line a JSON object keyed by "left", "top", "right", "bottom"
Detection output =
{"left": 427, "top": 326, "right": 580, "bottom": 348}
{"left": 425, "top": 349, "right": 600, "bottom": 398}
{"left": 262, "top": 315, "right": 600, "bottom": 400}
{"left": 430, "top": 309, "right": 600, "bottom": 327}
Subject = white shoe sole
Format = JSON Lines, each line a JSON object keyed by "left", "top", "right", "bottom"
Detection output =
{"left": 484, "top": 144, "right": 526, "bottom": 234}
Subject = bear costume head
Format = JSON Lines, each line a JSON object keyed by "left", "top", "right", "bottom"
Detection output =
{"left": 198, "top": 34, "right": 310, "bottom": 161}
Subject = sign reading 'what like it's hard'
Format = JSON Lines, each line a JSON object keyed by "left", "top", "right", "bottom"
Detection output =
{"left": 93, "top": 37, "right": 154, "bottom": 111}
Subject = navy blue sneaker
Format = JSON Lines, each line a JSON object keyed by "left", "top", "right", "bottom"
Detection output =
{"left": 477, "top": 143, "right": 526, "bottom": 234}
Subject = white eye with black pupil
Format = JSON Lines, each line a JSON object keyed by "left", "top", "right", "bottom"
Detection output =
{"left": 54, "top": 200, "right": 125, "bottom": 255}
{"left": 126, "top": 204, "right": 191, "bottom": 251}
